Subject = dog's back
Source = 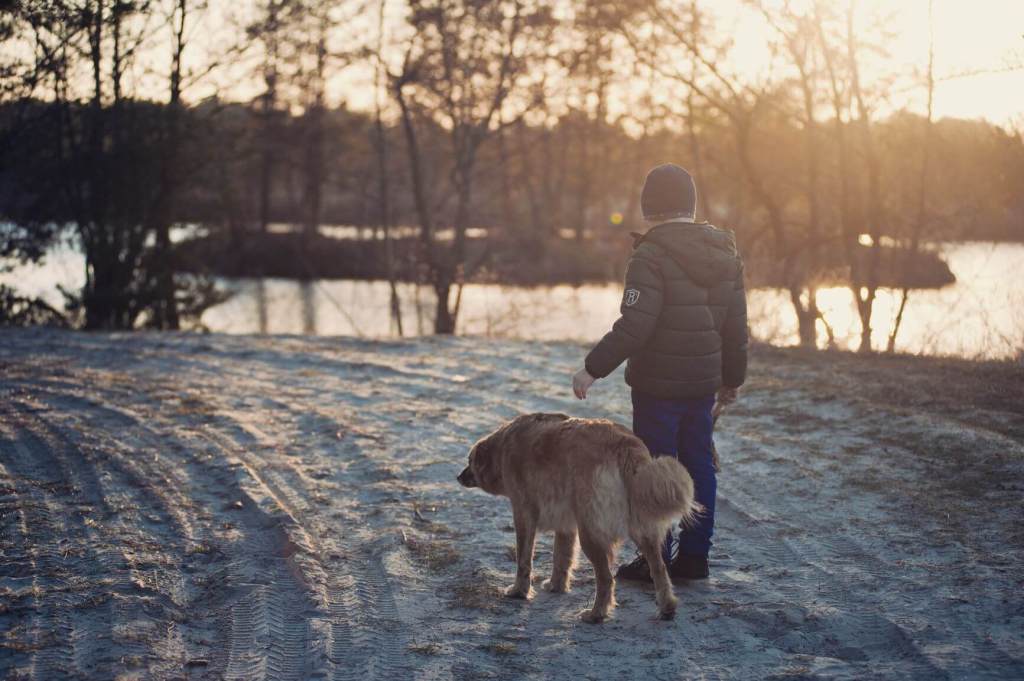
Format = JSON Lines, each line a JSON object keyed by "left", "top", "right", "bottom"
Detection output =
{"left": 498, "top": 414, "right": 698, "bottom": 542}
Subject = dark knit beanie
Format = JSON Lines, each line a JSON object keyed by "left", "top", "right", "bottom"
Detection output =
{"left": 640, "top": 164, "right": 697, "bottom": 221}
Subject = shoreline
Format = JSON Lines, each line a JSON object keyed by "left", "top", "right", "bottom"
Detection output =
{"left": 174, "top": 230, "right": 956, "bottom": 289}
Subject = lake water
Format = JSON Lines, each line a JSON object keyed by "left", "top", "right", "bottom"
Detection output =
{"left": 4, "top": 241, "right": 1022, "bottom": 360}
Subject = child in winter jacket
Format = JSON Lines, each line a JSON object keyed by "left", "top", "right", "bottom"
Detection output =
{"left": 572, "top": 163, "right": 748, "bottom": 581}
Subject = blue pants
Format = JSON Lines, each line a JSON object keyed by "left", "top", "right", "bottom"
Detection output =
{"left": 631, "top": 390, "right": 716, "bottom": 562}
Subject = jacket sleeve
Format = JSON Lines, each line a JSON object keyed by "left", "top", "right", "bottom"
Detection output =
{"left": 584, "top": 248, "right": 664, "bottom": 379}
{"left": 721, "top": 260, "right": 748, "bottom": 388}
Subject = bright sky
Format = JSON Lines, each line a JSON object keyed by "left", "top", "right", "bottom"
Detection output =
{"left": 79, "top": 0, "right": 1024, "bottom": 129}
{"left": 715, "top": 0, "right": 1024, "bottom": 126}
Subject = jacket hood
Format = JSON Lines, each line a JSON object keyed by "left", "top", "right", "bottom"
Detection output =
{"left": 634, "top": 222, "right": 741, "bottom": 288}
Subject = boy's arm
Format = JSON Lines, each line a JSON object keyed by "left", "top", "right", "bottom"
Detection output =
{"left": 720, "top": 260, "right": 748, "bottom": 389}
{"left": 583, "top": 249, "right": 664, "bottom": 381}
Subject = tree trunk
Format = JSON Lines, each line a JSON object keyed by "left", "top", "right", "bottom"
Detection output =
{"left": 258, "top": 2, "right": 279, "bottom": 234}
{"left": 858, "top": 319, "right": 873, "bottom": 354}
{"left": 303, "top": 13, "right": 327, "bottom": 243}
{"left": 152, "top": 0, "right": 189, "bottom": 330}
{"left": 887, "top": 288, "right": 910, "bottom": 353}
{"left": 846, "top": 3, "right": 883, "bottom": 354}
{"left": 790, "top": 287, "right": 819, "bottom": 349}
{"left": 259, "top": 128, "right": 274, "bottom": 233}
{"left": 434, "top": 282, "right": 455, "bottom": 334}
{"left": 375, "top": 0, "right": 402, "bottom": 336}
{"left": 83, "top": 0, "right": 113, "bottom": 329}
{"left": 154, "top": 224, "right": 178, "bottom": 329}
{"left": 303, "top": 106, "right": 323, "bottom": 239}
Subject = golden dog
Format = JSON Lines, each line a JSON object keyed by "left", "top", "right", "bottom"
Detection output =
{"left": 457, "top": 413, "right": 699, "bottom": 623}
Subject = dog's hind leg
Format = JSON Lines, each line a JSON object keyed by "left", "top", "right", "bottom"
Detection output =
{"left": 638, "top": 533, "right": 677, "bottom": 620}
{"left": 543, "top": 530, "right": 577, "bottom": 593}
{"left": 578, "top": 531, "right": 615, "bottom": 623}
{"left": 505, "top": 504, "right": 537, "bottom": 600}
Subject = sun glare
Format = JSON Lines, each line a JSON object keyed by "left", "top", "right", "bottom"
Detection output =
{"left": 713, "top": 0, "right": 1023, "bottom": 126}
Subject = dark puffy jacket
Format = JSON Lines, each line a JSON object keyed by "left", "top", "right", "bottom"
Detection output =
{"left": 584, "top": 221, "right": 748, "bottom": 399}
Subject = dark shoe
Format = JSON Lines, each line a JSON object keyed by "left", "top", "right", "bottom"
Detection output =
{"left": 670, "top": 554, "right": 709, "bottom": 582}
{"left": 615, "top": 553, "right": 653, "bottom": 583}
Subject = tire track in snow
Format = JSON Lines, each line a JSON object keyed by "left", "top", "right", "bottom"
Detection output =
{"left": 0, "top": 414, "right": 102, "bottom": 680}
{"left": 42, "top": 365, "right": 331, "bottom": 681}
{"left": 0, "top": 452, "right": 40, "bottom": 678}
{"left": 9, "top": 398, "right": 207, "bottom": 677}
{"left": 104, "top": 350, "right": 345, "bottom": 681}
{"left": 197, "top": 400, "right": 413, "bottom": 681}
{"left": 160, "top": 422, "right": 327, "bottom": 681}
{"left": 9, "top": 390, "right": 229, "bottom": 675}
{"left": 23, "top": 388, "right": 196, "bottom": 544}
{"left": 7, "top": 369, "right": 324, "bottom": 680}
{"left": 127, "top": 343, "right": 422, "bottom": 680}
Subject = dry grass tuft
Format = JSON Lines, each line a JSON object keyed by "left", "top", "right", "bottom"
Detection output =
{"left": 186, "top": 542, "right": 213, "bottom": 555}
{"left": 403, "top": 532, "right": 461, "bottom": 571}
{"left": 409, "top": 642, "right": 443, "bottom": 656}
{"left": 448, "top": 567, "right": 505, "bottom": 611}
{"left": 482, "top": 641, "right": 517, "bottom": 655}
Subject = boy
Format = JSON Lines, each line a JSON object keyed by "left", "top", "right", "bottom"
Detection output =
{"left": 572, "top": 163, "right": 748, "bottom": 581}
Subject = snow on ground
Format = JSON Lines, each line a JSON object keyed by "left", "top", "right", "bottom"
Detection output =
{"left": 0, "top": 328, "right": 1021, "bottom": 680}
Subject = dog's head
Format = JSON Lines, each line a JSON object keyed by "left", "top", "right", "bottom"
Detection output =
{"left": 458, "top": 433, "right": 504, "bottom": 494}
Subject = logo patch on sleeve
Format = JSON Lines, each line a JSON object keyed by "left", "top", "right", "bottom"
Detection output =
{"left": 624, "top": 289, "right": 640, "bottom": 307}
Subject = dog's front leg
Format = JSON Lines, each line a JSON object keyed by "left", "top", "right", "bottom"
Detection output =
{"left": 505, "top": 504, "right": 537, "bottom": 599}
{"left": 543, "top": 530, "right": 577, "bottom": 593}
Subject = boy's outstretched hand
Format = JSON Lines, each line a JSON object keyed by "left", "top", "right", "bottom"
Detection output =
{"left": 713, "top": 386, "right": 739, "bottom": 418}
{"left": 572, "top": 368, "right": 596, "bottom": 399}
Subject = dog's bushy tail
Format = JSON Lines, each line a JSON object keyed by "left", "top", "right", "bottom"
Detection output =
{"left": 621, "top": 447, "right": 701, "bottom": 526}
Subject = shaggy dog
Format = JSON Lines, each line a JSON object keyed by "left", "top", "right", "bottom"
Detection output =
{"left": 457, "top": 413, "right": 699, "bottom": 623}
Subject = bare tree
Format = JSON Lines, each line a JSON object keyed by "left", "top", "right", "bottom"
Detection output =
{"left": 77, "top": 0, "right": 155, "bottom": 328}
{"left": 371, "top": 0, "right": 403, "bottom": 335}
{"left": 887, "top": 0, "right": 934, "bottom": 353}
{"left": 751, "top": 0, "right": 833, "bottom": 347}
{"left": 844, "top": 2, "right": 885, "bottom": 353}
{"left": 0, "top": 2, "right": 86, "bottom": 266}
{"left": 814, "top": 0, "right": 894, "bottom": 353}
{"left": 248, "top": 0, "right": 296, "bottom": 234}
{"left": 390, "top": 0, "right": 554, "bottom": 333}
{"left": 149, "top": 0, "right": 200, "bottom": 330}
{"left": 2, "top": 0, "right": 228, "bottom": 330}
{"left": 299, "top": 2, "right": 328, "bottom": 240}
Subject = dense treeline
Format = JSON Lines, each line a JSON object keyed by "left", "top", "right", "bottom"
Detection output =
{"left": 1, "top": 0, "right": 1022, "bottom": 347}
{"left": 4, "top": 99, "right": 1019, "bottom": 248}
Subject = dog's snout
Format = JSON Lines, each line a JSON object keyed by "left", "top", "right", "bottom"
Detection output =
{"left": 457, "top": 466, "right": 476, "bottom": 487}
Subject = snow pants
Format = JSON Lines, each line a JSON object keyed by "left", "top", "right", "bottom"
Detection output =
{"left": 631, "top": 390, "right": 717, "bottom": 562}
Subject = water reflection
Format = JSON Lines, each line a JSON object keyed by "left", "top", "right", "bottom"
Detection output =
{"left": 300, "top": 281, "right": 316, "bottom": 336}
{"left": 202, "top": 242, "right": 1024, "bottom": 360}
{"left": 256, "top": 279, "right": 268, "bottom": 335}
{"left": 2, "top": 239, "right": 1021, "bottom": 360}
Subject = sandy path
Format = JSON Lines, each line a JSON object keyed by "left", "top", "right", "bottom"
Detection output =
{"left": 1, "top": 329, "right": 1021, "bottom": 680}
